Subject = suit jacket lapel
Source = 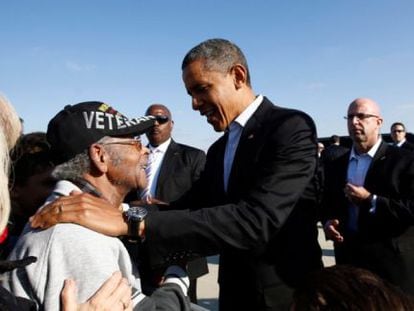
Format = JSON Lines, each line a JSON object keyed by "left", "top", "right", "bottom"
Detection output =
{"left": 226, "top": 98, "right": 270, "bottom": 194}
{"left": 201, "top": 132, "right": 228, "bottom": 200}
{"left": 364, "top": 141, "right": 388, "bottom": 187}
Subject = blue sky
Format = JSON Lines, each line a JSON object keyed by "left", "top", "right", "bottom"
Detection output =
{"left": 1, "top": 1, "right": 414, "bottom": 151}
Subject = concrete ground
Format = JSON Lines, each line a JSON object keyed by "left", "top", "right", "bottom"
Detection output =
{"left": 196, "top": 223, "right": 335, "bottom": 311}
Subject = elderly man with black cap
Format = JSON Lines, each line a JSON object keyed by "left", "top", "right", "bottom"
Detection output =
{"left": 3, "top": 102, "right": 190, "bottom": 311}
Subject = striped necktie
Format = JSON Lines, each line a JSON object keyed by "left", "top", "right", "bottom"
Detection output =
{"left": 140, "top": 149, "right": 158, "bottom": 201}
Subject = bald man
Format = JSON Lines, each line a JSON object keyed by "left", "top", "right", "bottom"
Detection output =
{"left": 322, "top": 98, "right": 414, "bottom": 295}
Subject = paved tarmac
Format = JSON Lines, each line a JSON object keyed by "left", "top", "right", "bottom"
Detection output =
{"left": 196, "top": 223, "right": 335, "bottom": 311}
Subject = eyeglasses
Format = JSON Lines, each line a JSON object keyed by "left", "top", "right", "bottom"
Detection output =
{"left": 102, "top": 139, "right": 142, "bottom": 151}
{"left": 151, "top": 115, "right": 169, "bottom": 124}
{"left": 344, "top": 113, "right": 379, "bottom": 121}
{"left": 392, "top": 129, "right": 405, "bottom": 133}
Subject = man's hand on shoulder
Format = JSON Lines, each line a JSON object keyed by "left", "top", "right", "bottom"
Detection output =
{"left": 30, "top": 192, "right": 128, "bottom": 237}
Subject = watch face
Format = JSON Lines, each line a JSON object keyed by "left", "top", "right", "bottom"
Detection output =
{"left": 127, "top": 206, "right": 148, "bottom": 221}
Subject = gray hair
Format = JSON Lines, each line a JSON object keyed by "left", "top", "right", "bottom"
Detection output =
{"left": 51, "top": 136, "right": 115, "bottom": 181}
{"left": 181, "top": 38, "right": 251, "bottom": 86}
{"left": 51, "top": 150, "right": 91, "bottom": 181}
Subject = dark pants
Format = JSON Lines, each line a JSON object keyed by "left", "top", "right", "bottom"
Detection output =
{"left": 219, "top": 281, "right": 294, "bottom": 311}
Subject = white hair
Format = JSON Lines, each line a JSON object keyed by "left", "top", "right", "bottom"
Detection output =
{"left": 0, "top": 93, "right": 22, "bottom": 232}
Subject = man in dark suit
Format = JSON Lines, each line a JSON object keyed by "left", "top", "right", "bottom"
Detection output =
{"left": 140, "top": 103, "right": 208, "bottom": 303}
{"left": 31, "top": 38, "right": 322, "bottom": 310}
{"left": 322, "top": 98, "right": 414, "bottom": 295}
{"left": 321, "top": 134, "right": 349, "bottom": 162}
{"left": 390, "top": 122, "right": 414, "bottom": 151}
{"left": 141, "top": 104, "right": 206, "bottom": 203}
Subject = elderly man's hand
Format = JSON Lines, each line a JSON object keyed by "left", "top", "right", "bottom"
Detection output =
{"left": 30, "top": 192, "right": 128, "bottom": 237}
{"left": 61, "top": 271, "right": 133, "bottom": 311}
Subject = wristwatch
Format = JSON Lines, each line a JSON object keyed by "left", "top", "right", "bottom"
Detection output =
{"left": 124, "top": 206, "right": 148, "bottom": 242}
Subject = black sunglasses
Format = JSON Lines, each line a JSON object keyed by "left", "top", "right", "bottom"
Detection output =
{"left": 153, "top": 115, "right": 169, "bottom": 124}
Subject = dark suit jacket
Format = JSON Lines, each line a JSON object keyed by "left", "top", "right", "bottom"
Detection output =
{"left": 321, "top": 144, "right": 349, "bottom": 162}
{"left": 154, "top": 140, "right": 206, "bottom": 203}
{"left": 321, "top": 141, "right": 414, "bottom": 295}
{"left": 401, "top": 141, "right": 414, "bottom": 151}
{"left": 137, "top": 140, "right": 207, "bottom": 296}
{"left": 153, "top": 140, "right": 208, "bottom": 280}
{"left": 145, "top": 97, "right": 322, "bottom": 310}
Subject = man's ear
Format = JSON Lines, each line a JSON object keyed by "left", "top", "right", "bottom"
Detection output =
{"left": 89, "top": 143, "right": 108, "bottom": 174}
{"left": 377, "top": 117, "right": 384, "bottom": 127}
{"left": 231, "top": 64, "right": 248, "bottom": 90}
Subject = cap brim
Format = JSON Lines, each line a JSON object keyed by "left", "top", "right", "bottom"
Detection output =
{"left": 111, "top": 115, "right": 156, "bottom": 137}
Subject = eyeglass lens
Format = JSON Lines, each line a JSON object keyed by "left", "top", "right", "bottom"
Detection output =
{"left": 345, "top": 113, "right": 378, "bottom": 120}
{"left": 154, "top": 115, "right": 169, "bottom": 124}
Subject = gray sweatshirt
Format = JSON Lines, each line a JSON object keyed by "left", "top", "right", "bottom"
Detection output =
{"left": 2, "top": 180, "right": 190, "bottom": 310}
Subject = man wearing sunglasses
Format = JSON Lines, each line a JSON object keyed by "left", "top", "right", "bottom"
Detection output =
{"left": 390, "top": 122, "right": 414, "bottom": 151}
{"left": 322, "top": 98, "right": 414, "bottom": 296}
{"left": 136, "top": 103, "right": 208, "bottom": 304}
{"left": 140, "top": 104, "right": 206, "bottom": 205}
{"left": 5, "top": 102, "right": 191, "bottom": 310}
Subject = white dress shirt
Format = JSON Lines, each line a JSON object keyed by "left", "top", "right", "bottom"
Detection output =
{"left": 396, "top": 139, "right": 406, "bottom": 147}
{"left": 140, "top": 138, "right": 171, "bottom": 200}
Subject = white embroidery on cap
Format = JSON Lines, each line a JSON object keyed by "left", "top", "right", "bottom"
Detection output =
{"left": 116, "top": 115, "right": 127, "bottom": 129}
{"left": 83, "top": 111, "right": 118, "bottom": 130}
{"left": 129, "top": 116, "right": 153, "bottom": 125}
{"left": 95, "top": 111, "right": 105, "bottom": 129}
{"left": 83, "top": 111, "right": 94, "bottom": 129}
{"left": 105, "top": 114, "right": 114, "bottom": 130}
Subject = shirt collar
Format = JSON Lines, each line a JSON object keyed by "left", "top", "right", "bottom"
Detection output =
{"left": 232, "top": 94, "right": 263, "bottom": 128}
{"left": 350, "top": 137, "right": 382, "bottom": 159}
{"left": 149, "top": 137, "right": 171, "bottom": 153}
{"left": 397, "top": 139, "right": 406, "bottom": 147}
{"left": 48, "top": 180, "right": 130, "bottom": 212}
{"left": 52, "top": 180, "right": 82, "bottom": 196}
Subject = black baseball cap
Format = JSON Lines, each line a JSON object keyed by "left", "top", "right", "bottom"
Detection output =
{"left": 47, "top": 101, "right": 156, "bottom": 164}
